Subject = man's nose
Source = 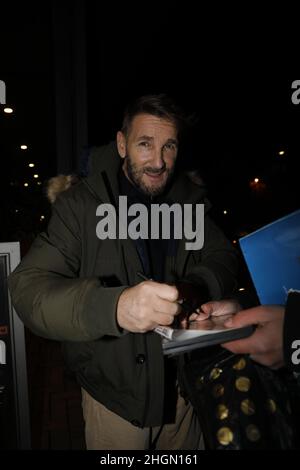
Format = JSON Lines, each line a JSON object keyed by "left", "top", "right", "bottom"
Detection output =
{"left": 151, "top": 149, "right": 165, "bottom": 169}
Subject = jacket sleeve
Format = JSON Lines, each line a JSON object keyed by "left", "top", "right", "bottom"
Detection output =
{"left": 184, "top": 214, "right": 239, "bottom": 299}
{"left": 283, "top": 291, "right": 300, "bottom": 373}
{"left": 8, "top": 193, "right": 127, "bottom": 342}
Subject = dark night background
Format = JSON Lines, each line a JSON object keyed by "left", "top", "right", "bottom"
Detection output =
{"left": 1, "top": 2, "right": 299, "bottom": 254}
{"left": 0, "top": 0, "right": 300, "bottom": 450}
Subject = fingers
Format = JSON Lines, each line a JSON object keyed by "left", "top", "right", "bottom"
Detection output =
{"left": 223, "top": 306, "right": 283, "bottom": 329}
{"left": 221, "top": 337, "right": 258, "bottom": 355}
{"left": 221, "top": 340, "right": 284, "bottom": 369}
{"left": 218, "top": 306, "right": 285, "bottom": 365}
{"left": 200, "top": 302, "right": 216, "bottom": 315}
{"left": 189, "top": 312, "right": 198, "bottom": 321}
{"left": 117, "top": 281, "right": 181, "bottom": 333}
{"left": 189, "top": 302, "right": 223, "bottom": 321}
{"left": 152, "top": 303, "right": 183, "bottom": 327}
{"left": 190, "top": 310, "right": 210, "bottom": 321}
{"left": 153, "top": 312, "right": 176, "bottom": 327}
{"left": 155, "top": 282, "right": 179, "bottom": 302}
{"left": 189, "top": 299, "right": 240, "bottom": 322}
{"left": 154, "top": 298, "right": 182, "bottom": 317}
{"left": 144, "top": 282, "right": 181, "bottom": 326}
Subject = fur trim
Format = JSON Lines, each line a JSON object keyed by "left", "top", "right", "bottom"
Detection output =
{"left": 46, "top": 174, "right": 79, "bottom": 203}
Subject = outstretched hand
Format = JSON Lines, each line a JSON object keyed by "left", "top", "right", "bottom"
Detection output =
{"left": 221, "top": 305, "right": 285, "bottom": 369}
{"left": 189, "top": 300, "right": 285, "bottom": 369}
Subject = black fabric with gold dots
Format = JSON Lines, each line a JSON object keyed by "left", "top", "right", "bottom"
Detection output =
{"left": 178, "top": 347, "right": 296, "bottom": 449}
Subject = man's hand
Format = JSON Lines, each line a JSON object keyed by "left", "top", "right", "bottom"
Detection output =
{"left": 222, "top": 305, "right": 285, "bottom": 369}
{"left": 116, "top": 281, "right": 181, "bottom": 333}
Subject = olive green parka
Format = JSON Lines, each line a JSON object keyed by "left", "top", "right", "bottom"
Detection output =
{"left": 8, "top": 141, "right": 238, "bottom": 427}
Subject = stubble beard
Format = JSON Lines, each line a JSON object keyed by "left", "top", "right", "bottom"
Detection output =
{"left": 124, "top": 156, "right": 175, "bottom": 197}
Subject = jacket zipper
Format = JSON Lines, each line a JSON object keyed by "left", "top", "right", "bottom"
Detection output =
{"left": 142, "top": 334, "right": 150, "bottom": 429}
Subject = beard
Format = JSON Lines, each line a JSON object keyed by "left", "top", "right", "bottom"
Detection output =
{"left": 125, "top": 155, "right": 175, "bottom": 197}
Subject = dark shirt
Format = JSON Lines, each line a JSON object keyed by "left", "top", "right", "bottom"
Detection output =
{"left": 118, "top": 168, "right": 171, "bottom": 282}
{"left": 118, "top": 168, "right": 178, "bottom": 423}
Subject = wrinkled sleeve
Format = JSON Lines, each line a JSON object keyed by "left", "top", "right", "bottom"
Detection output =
{"left": 8, "top": 194, "right": 127, "bottom": 342}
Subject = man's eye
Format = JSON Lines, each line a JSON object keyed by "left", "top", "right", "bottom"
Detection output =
{"left": 139, "top": 141, "right": 150, "bottom": 147}
{"left": 164, "top": 143, "right": 176, "bottom": 151}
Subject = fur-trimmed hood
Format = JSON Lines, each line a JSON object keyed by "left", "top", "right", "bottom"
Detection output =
{"left": 46, "top": 174, "right": 79, "bottom": 203}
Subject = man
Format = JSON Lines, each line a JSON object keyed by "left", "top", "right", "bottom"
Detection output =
{"left": 8, "top": 94, "right": 238, "bottom": 450}
{"left": 195, "top": 291, "right": 300, "bottom": 372}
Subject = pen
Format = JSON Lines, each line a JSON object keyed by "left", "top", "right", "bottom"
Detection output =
{"left": 137, "top": 271, "right": 152, "bottom": 282}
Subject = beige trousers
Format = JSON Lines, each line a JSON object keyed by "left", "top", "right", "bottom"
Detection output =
{"left": 82, "top": 388, "right": 203, "bottom": 450}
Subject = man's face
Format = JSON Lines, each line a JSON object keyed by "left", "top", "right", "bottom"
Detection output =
{"left": 117, "top": 113, "right": 178, "bottom": 197}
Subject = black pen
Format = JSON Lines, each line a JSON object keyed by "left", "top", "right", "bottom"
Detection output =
{"left": 137, "top": 271, "right": 152, "bottom": 282}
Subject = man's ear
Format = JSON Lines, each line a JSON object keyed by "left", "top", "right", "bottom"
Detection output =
{"left": 116, "top": 131, "right": 126, "bottom": 159}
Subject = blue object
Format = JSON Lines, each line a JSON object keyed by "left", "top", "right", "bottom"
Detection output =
{"left": 239, "top": 210, "right": 300, "bottom": 305}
